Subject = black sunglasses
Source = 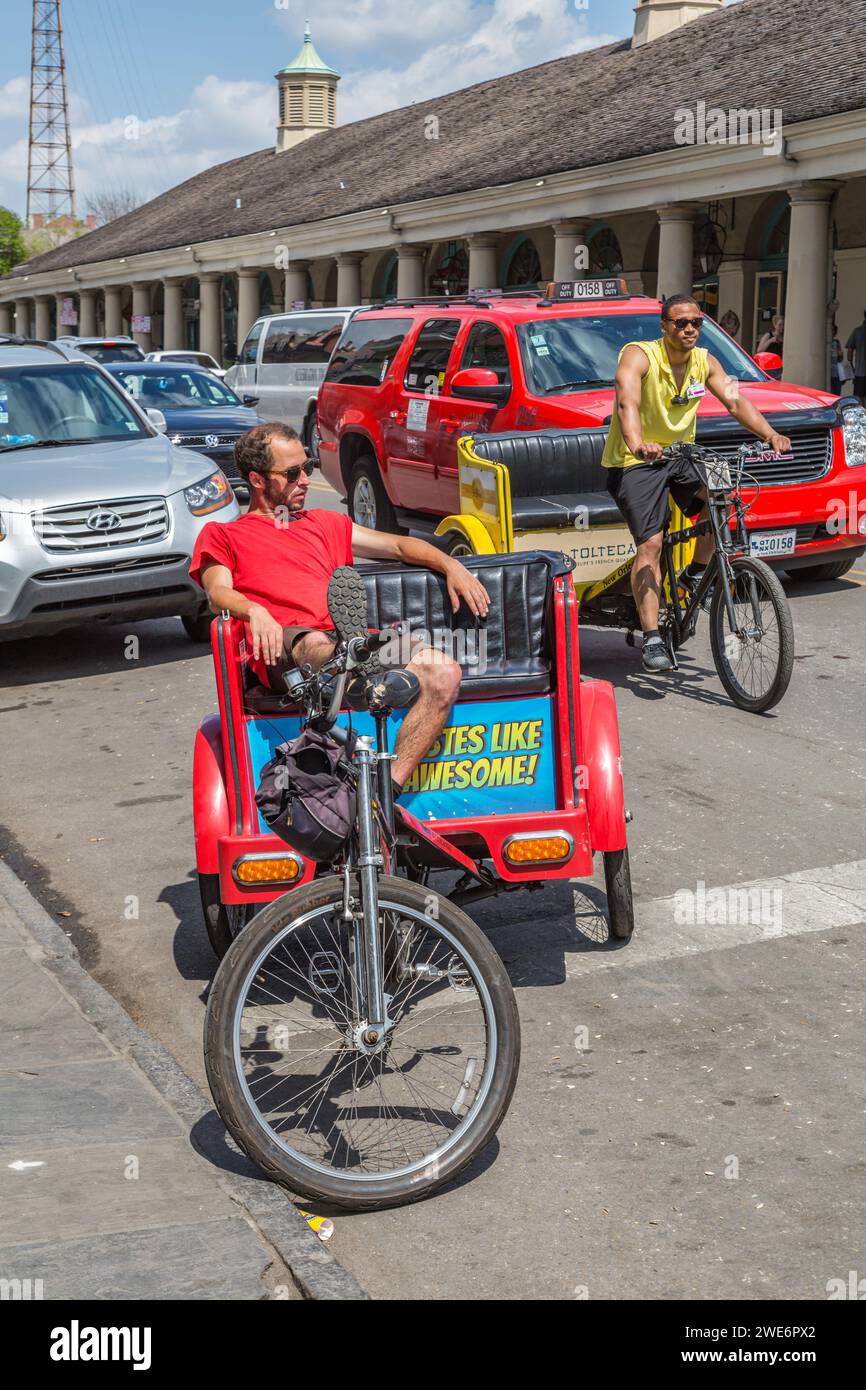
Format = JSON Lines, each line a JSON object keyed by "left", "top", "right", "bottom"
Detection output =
{"left": 263, "top": 458, "right": 315, "bottom": 484}
{"left": 665, "top": 315, "right": 705, "bottom": 330}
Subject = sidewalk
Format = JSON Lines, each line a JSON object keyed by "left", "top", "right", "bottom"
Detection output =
{"left": 0, "top": 860, "right": 367, "bottom": 1301}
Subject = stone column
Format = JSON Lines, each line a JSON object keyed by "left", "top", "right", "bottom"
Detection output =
{"left": 104, "top": 286, "right": 124, "bottom": 336}
{"left": 78, "top": 288, "right": 97, "bottom": 337}
{"left": 13, "top": 300, "right": 31, "bottom": 337}
{"left": 236, "top": 268, "right": 261, "bottom": 348}
{"left": 131, "top": 282, "right": 153, "bottom": 352}
{"left": 715, "top": 258, "right": 759, "bottom": 349}
{"left": 162, "top": 277, "right": 185, "bottom": 350}
{"left": 467, "top": 235, "right": 499, "bottom": 291}
{"left": 34, "top": 296, "right": 53, "bottom": 340}
{"left": 0, "top": 303, "right": 14, "bottom": 334}
{"left": 396, "top": 245, "right": 426, "bottom": 298}
{"left": 336, "top": 253, "right": 364, "bottom": 307}
{"left": 552, "top": 220, "right": 590, "bottom": 281}
{"left": 656, "top": 205, "right": 697, "bottom": 302}
{"left": 198, "top": 272, "right": 223, "bottom": 362}
{"left": 784, "top": 183, "right": 839, "bottom": 389}
{"left": 284, "top": 260, "right": 311, "bottom": 310}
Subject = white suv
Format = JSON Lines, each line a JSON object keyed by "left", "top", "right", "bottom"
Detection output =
{"left": 226, "top": 307, "right": 359, "bottom": 449}
{"left": 0, "top": 338, "right": 240, "bottom": 643}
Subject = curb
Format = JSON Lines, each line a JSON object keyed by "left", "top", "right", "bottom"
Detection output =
{"left": 0, "top": 858, "right": 369, "bottom": 1302}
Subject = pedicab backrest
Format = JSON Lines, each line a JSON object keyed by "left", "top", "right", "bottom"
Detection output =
{"left": 218, "top": 550, "right": 576, "bottom": 825}
{"left": 459, "top": 429, "right": 634, "bottom": 584}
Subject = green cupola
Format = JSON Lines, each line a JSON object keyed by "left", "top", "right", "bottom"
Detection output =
{"left": 276, "top": 21, "right": 340, "bottom": 152}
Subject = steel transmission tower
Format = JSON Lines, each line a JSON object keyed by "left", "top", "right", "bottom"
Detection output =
{"left": 26, "top": 0, "right": 76, "bottom": 226}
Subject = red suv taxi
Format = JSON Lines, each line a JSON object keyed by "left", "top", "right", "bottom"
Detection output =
{"left": 317, "top": 282, "right": 866, "bottom": 580}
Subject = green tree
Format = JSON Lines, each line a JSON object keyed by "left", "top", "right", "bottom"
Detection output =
{"left": 0, "top": 207, "right": 27, "bottom": 275}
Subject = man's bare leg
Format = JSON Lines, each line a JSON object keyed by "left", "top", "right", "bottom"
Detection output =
{"left": 632, "top": 531, "right": 664, "bottom": 632}
{"left": 288, "top": 633, "right": 460, "bottom": 788}
{"left": 393, "top": 644, "right": 461, "bottom": 787}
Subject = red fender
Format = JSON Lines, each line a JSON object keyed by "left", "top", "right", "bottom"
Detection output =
{"left": 193, "top": 714, "right": 229, "bottom": 873}
{"left": 579, "top": 678, "right": 627, "bottom": 852}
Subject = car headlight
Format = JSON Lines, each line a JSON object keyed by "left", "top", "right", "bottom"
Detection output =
{"left": 184, "top": 471, "right": 233, "bottom": 516}
{"left": 841, "top": 404, "right": 866, "bottom": 468}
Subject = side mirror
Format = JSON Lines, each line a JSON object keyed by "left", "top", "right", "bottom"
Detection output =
{"left": 754, "top": 351, "right": 783, "bottom": 375}
{"left": 145, "top": 408, "right": 167, "bottom": 434}
{"left": 450, "top": 367, "right": 511, "bottom": 406}
{"left": 242, "top": 394, "right": 260, "bottom": 407}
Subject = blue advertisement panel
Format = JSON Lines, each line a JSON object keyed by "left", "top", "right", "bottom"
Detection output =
{"left": 245, "top": 695, "right": 557, "bottom": 830}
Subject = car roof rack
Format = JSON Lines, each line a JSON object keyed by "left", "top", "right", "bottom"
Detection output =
{"left": 0, "top": 334, "right": 71, "bottom": 358}
{"left": 364, "top": 289, "right": 547, "bottom": 312}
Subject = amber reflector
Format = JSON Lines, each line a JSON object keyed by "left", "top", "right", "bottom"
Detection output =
{"left": 235, "top": 857, "right": 301, "bottom": 884}
{"left": 504, "top": 836, "right": 571, "bottom": 865}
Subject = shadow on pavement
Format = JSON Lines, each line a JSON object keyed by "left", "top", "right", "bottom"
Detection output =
{"left": 0, "top": 616, "right": 210, "bottom": 687}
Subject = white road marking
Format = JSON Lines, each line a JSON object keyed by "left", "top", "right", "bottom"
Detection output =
{"left": 566, "top": 859, "right": 866, "bottom": 977}
{"left": 7, "top": 1160, "right": 45, "bottom": 1171}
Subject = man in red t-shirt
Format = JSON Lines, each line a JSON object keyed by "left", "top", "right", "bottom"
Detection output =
{"left": 190, "top": 422, "right": 490, "bottom": 794}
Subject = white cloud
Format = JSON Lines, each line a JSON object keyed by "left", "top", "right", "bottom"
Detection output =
{"left": 0, "top": 76, "right": 28, "bottom": 121}
{"left": 337, "top": 0, "right": 622, "bottom": 122}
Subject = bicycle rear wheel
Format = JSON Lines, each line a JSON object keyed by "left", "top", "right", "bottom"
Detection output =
{"left": 204, "top": 875, "right": 520, "bottom": 1210}
{"left": 709, "top": 556, "right": 794, "bottom": 712}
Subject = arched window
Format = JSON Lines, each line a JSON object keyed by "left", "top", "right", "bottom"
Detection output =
{"left": 588, "top": 226, "right": 623, "bottom": 276}
{"left": 503, "top": 236, "right": 542, "bottom": 289}
{"left": 429, "top": 242, "right": 468, "bottom": 296}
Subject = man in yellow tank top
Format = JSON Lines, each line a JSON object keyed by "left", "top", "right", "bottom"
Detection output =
{"left": 603, "top": 293, "right": 791, "bottom": 672}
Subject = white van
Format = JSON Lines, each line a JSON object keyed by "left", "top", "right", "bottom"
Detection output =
{"left": 225, "top": 308, "right": 359, "bottom": 449}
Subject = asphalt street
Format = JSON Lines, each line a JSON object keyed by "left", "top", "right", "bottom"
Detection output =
{"left": 0, "top": 473, "right": 864, "bottom": 1299}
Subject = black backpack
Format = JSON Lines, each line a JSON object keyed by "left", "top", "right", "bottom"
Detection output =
{"left": 256, "top": 727, "right": 357, "bottom": 863}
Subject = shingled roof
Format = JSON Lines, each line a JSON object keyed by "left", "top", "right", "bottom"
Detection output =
{"left": 6, "top": 0, "right": 865, "bottom": 280}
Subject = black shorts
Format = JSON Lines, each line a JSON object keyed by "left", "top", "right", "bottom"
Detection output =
{"left": 854, "top": 376, "right": 866, "bottom": 398}
{"left": 606, "top": 459, "right": 704, "bottom": 546}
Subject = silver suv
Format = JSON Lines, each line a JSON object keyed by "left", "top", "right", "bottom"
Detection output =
{"left": 0, "top": 337, "right": 240, "bottom": 642}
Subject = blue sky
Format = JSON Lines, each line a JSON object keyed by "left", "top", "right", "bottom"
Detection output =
{"left": 0, "top": 0, "right": 641, "bottom": 218}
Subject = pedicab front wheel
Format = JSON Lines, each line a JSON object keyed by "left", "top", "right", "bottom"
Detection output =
{"left": 204, "top": 875, "right": 521, "bottom": 1211}
{"left": 603, "top": 847, "right": 635, "bottom": 940}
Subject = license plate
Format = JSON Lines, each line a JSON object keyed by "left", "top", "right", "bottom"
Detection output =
{"left": 749, "top": 529, "right": 796, "bottom": 558}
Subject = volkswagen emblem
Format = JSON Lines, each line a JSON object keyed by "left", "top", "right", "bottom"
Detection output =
{"left": 205, "top": 434, "right": 220, "bottom": 450}
{"left": 86, "top": 507, "right": 122, "bottom": 533}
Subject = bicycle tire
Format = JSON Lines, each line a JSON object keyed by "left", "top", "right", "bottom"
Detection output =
{"left": 204, "top": 875, "right": 520, "bottom": 1211}
{"left": 603, "top": 847, "right": 635, "bottom": 940}
{"left": 709, "top": 556, "right": 794, "bottom": 712}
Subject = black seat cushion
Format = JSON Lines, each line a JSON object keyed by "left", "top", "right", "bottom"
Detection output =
{"left": 471, "top": 428, "right": 621, "bottom": 527}
{"left": 358, "top": 552, "right": 564, "bottom": 697}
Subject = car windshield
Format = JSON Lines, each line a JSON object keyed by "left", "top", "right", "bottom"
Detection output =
{"left": 112, "top": 368, "right": 241, "bottom": 409}
{"left": 516, "top": 313, "right": 766, "bottom": 395}
{"left": 80, "top": 344, "right": 145, "bottom": 363}
{"left": 0, "top": 363, "right": 149, "bottom": 449}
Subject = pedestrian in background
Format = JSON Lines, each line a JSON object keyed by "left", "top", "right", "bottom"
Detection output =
{"left": 830, "top": 324, "right": 843, "bottom": 395}
{"left": 845, "top": 311, "right": 866, "bottom": 405}
{"left": 757, "top": 314, "right": 784, "bottom": 357}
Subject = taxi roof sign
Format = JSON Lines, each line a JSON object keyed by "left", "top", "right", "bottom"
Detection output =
{"left": 544, "top": 277, "right": 630, "bottom": 303}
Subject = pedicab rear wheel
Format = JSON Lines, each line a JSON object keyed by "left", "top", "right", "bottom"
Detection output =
{"left": 443, "top": 531, "right": 475, "bottom": 559}
{"left": 198, "top": 871, "right": 253, "bottom": 960}
{"left": 603, "top": 847, "right": 634, "bottom": 940}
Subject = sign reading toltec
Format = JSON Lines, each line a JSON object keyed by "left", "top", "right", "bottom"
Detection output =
{"left": 59, "top": 297, "right": 78, "bottom": 326}
{"left": 131, "top": 315, "right": 152, "bottom": 333}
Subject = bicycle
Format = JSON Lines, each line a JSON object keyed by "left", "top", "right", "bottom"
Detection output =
{"left": 204, "top": 568, "right": 521, "bottom": 1211}
{"left": 580, "top": 441, "right": 796, "bottom": 713}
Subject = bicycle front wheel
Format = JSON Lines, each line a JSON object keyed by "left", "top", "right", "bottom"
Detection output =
{"left": 204, "top": 875, "right": 520, "bottom": 1211}
{"left": 709, "top": 556, "right": 794, "bottom": 712}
